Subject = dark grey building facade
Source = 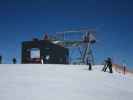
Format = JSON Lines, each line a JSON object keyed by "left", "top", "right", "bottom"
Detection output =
{"left": 21, "top": 38, "right": 69, "bottom": 64}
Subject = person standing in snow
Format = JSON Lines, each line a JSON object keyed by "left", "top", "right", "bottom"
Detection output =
{"left": 103, "top": 57, "right": 113, "bottom": 73}
{"left": 102, "top": 59, "right": 108, "bottom": 71}
{"left": 12, "top": 58, "right": 17, "bottom": 64}
{"left": 87, "top": 57, "right": 92, "bottom": 70}
{"left": 0, "top": 55, "right": 2, "bottom": 64}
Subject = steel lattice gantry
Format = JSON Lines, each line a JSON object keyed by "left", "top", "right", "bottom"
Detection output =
{"left": 50, "top": 29, "right": 96, "bottom": 65}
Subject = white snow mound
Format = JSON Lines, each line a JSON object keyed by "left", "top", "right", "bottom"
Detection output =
{"left": 0, "top": 64, "right": 133, "bottom": 100}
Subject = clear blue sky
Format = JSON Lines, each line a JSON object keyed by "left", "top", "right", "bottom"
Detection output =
{"left": 0, "top": 0, "right": 132, "bottom": 68}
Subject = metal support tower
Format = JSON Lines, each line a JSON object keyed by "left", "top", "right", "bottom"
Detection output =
{"left": 50, "top": 28, "right": 96, "bottom": 65}
{"left": 81, "top": 42, "right": 95, "bottom": 65}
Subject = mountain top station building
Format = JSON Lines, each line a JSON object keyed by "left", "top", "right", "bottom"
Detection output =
{"left": 21, "top": 34, "right": 69, "bottom": 64}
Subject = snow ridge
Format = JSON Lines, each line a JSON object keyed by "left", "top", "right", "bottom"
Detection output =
{"left": 0, "top": 64, "right": 132, "bottom": 100}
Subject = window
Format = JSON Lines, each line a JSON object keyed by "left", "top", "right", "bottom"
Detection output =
{"left": 30, "top": 48, "right": 40, "bottom": 59}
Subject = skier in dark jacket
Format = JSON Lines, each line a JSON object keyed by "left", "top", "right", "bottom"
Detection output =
{"left": 12, "top": 58, "right": 17, "bottom": 64}
{"left": 87, "top": 57, "right": 92, "bottom": 70}
{"left": 102, "top": 59, "right": 108, "bottom": 71}
{"left": 102, "top": 57, "right": 113, "bottom": 73}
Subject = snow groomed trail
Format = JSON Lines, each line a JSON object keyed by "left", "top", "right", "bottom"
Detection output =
{"left": 0, "top": 64, "right": 133, "bottom": 100}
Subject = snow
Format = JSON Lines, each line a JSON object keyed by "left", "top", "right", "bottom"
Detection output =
{"left": 0, "top": 64, "right": 133, "bottom": 100}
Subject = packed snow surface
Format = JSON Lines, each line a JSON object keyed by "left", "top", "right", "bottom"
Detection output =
{"left": 0, "top": 64, "right": 133, "bottom": 100}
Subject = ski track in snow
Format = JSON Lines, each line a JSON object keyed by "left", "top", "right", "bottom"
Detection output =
{"left": 0, "top": 64, "right": 133, "bottom": 100}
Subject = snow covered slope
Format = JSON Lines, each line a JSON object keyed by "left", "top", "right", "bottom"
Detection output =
{"left": 0, "top": 64, "right": 133, "bottom": 100}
